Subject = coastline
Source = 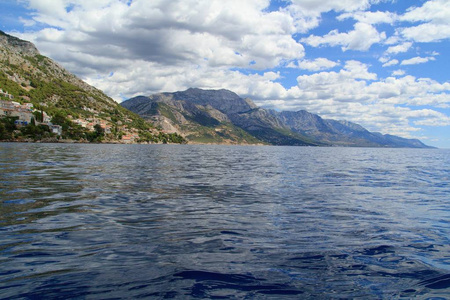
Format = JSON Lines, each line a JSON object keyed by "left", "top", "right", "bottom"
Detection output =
{"left": 0, "top": 139, "right": 438, "bottom": 148}
{"left": 0, "top": 138, "right": 167, "bottom": 145}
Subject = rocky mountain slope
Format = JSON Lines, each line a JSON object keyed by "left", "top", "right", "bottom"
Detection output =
{"left": 122, "top": 89, "right": 315, "bottom": 145}
{"left": 122, "top": 88, "right": 432, "bottom": 148}
{"left": 0, "top": 30, "right": 184, "bottom": 143}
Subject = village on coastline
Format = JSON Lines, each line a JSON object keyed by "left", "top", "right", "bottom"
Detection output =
{"left": 0, "top": 87, "right": 141, "bottom": 143}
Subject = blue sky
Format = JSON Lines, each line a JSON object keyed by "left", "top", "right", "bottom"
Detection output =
{"left": 1, "top": 0, "right": 449, "bottom": 147}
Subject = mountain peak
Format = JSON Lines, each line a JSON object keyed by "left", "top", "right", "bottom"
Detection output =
{"left": 182, "top": 87, "right": 240, "bottom": 98}
{"left": 172, "top": 88, "right": 254, "bottom": 114}
{"left": 0, "top": 30, "right": 40, "bottom": 56}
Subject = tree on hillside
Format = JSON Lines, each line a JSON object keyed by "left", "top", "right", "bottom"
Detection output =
{"left": 0, "top": 122, "right": 6, "bottom": 139}
{"left": 33, "top": 110, "right": 44, "bottom": 123}
{"left": 51, "top": 112, "right": 69, "bottom": 129}
{"left": 0, "top": 116, "right": 18, "bottom": 140}
{"left": 94, "top": 124, "right": 104, "bottom": 137}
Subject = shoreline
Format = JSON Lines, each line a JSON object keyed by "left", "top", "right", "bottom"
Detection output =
{"left": 0, "top": 139, "right": 438, "bottom": 148}
{"left": 0, "top": 138, "right": 168, "bottom": 145}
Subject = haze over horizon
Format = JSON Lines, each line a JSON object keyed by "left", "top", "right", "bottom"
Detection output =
{"left": 1, "top": 0, "right": 449, "bottom": 147}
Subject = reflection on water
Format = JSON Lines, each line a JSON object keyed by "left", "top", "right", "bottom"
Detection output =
{"left": 1, "top": 143, "right": 449, "bottom": 298}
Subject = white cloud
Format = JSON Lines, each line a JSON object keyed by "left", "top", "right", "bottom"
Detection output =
{"left": 338, "top": 10, "right": 397, "bottom": 24}
{"left": 341, "top": 60, "right": 377, "bottom": 80}
{"left": 382, "top": 59, "right": 399, "bottom": 67}
{"left": 289, "top": 0, "right": 371, "bottom": 14}
{"left": 19, "top": 16, "right": 37, "bottom": 27}
{"left": 413, "top": 110, "right": 450, "bottom": 126}
{"left": 282, "top": 5, "right": 321, "bottom": 34}
{"left": 385, "top": 42, "right": 412, "bottom": 55}
{"left": 384, "top": 35, "right": 400, "bottom": 45}
{"left": 281, "top": 0, "right": 384, "bottom": 34}
{"left": 399, "top": 0, "right": 450, "bottom": 42}
{"left": 400, "top": 0, "right": 450, "bottom": 24}
{"left": 400, "top": 23, "right": 450, "bottom": 43}
{"left": 392, "top": 69, "right": 405, "bottom": 76}
{"left": 301, "top": 22, "right": 386, "bottom": 51}
{"left": 18, "top": 0, "right": 306, "bottom": 72}
{"left": 401, "top": 56, "right": 436, "bottom": 65}
{"left": 378, "top": 57, "right": 389, "bottom": 63}
{"left": 26, "top": 0, "right": 68, "bottom": 18}
{"left": 288, "top": 58, "right": 339, "bottom": 71}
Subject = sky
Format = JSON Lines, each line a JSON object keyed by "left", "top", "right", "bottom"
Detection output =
{"left": 1, "top": 0, "right": 449, "bottom": 148}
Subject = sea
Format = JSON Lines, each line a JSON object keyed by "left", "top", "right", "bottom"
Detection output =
{"left": 0, "top": 143, "right": 449, "bottom": 299}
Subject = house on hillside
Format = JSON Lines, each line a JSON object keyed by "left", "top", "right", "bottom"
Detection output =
{"left": 121, "top": 133, "right": 139, "bottom": 143}
{"left": 0, "top": 100, "right": 15, "bottom": 116}
{"left": 104, "top": 126, "right": 112, "bottom": 134}
{"left": 0, "top": 100, "right": 34, "bottom": 124}
{"left": 86, "top": 122, "right": 95, "bottom": 131}
{"left": 121, "top": 134, "right": 132, "bottom": 143}
{"left": 22, "top": 103, "right": 33, "bottom": 109}
{"left": 12, "top": 109, "right": 33, "bottom": 124}
{"left": 73, "top": 118, "right": 88, "bottom": 128}
{"left": 42, "top": 111, "right": 51, "bottom": 123}
{"left": 49, "top": 124, "right": 62, "bottom": 135}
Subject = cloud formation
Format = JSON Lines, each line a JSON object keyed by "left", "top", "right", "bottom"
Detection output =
{"left": 385, "top": 42, "right": 412, "bottom": 55}
{"left": 301, "top": 22, "right": 386, "bottom": 51}
{"left": 338, "top": 10, "right": 397, "bottom": 24}
{"left": 399, "top": 0, "right": 450, "bottom": 42}
{"left": 382, "top": 59, "right": 399, "bottom": 67}
{"left": 288, "top": 58, "right": 339, "bottom": 71}
{"left": 401, "top": 56, "right": 436, "bottom": 65}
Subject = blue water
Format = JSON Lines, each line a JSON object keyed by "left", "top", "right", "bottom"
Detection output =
{"left": 0, "top": 143, "right": 449, "bottom": 299}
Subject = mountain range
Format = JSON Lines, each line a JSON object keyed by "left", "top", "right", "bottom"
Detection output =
{"left": 122, "top": 88, "right": 432, "bottom": 148}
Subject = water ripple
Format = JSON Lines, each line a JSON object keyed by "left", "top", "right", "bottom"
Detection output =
{"left": 1, "top": 144, "right": 449, "bottom": 298}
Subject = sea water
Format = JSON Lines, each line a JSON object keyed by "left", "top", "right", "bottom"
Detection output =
{"left": 0, "top": 143, "right": 449, "bottom": 299}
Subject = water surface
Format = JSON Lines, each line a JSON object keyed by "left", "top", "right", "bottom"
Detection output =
{"left": 0, "top": 143, "right": 449, "bottom": 298}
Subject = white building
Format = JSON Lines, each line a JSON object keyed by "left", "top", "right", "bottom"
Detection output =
{"left": 0, "top": 100, "right": 33, "bottom": 123}
{"left": 49, "top": 124, "right": 62, "bottom": 135}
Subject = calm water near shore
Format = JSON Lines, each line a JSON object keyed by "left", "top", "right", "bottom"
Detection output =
{"left": 0, "top": 143, "right": 449, "bottom": 299}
